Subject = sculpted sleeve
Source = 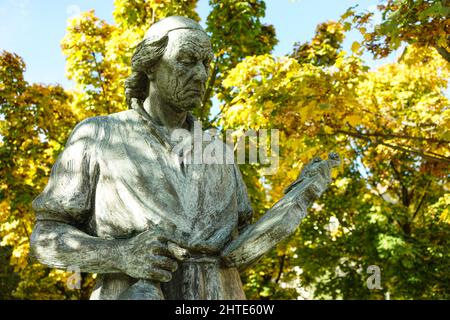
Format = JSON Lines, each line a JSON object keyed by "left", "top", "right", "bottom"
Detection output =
{"left": 32, "top": 118, "right": 100, "bottom": 229}
{"left": 233, "top": 164, "right": 253, "bottom": 231}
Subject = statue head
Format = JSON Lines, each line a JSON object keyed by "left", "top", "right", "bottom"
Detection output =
{"left": 125, "top": 16, "right": 213, "bottom": 113}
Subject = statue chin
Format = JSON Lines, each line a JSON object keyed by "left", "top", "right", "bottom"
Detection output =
{"left": 175, "top": 99, "right": 201, "bottom": 112}
{"left": 182, "top": 91, "right": 204, "bottom": 109}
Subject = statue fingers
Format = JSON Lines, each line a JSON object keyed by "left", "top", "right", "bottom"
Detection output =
{"left": 328, "top": 152, "right": 341, "bottom": 168}
{"left": 145, "top": 267, "right": 173, "bottom": 283}
{"left": 167, "top": 242, "right": 189, "bottom": 261}
{"left": 150, "top": 255, "right": 178, "bottom": 273}
{"left": 147, "top": 239, "right": 189, "bottom": 261}
{"left": 149, "top": 240, "right": 173, "bottom": 257}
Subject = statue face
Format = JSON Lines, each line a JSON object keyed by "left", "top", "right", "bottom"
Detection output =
{"left": 151, "top": 29, "right": 213, "bottom": 112}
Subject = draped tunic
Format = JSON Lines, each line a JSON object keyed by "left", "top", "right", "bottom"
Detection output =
{"left": 32, "top": 105, "right": 253, "bottom": 300}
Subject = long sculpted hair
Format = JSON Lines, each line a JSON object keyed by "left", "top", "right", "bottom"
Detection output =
{"left": 124, "top": 34, "right": 169, "bottom": 110}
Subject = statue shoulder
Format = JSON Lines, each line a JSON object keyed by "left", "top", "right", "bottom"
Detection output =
{"left": 67, "top": 110, "right": 135, "bottom": 146}
{"left": 66, "top": 116, "right": 105, "bottom": 146}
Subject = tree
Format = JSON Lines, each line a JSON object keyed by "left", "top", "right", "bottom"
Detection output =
{"left": 220, "top": 18, "right": 450, "bottom": 298}
{"left": 203, "top": 0, "right": 278, "bottom": 121}
{"left": 342, "top": 0, "right": 450, "bottom": 62}
{"left": 0, "top": 51, "right": 93, "bottom": 299}
{"left": 292, "top": 21, "right": 345, "bottom": 67}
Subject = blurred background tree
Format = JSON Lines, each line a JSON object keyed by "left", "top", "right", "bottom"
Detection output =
{"left": 0, "top": 0, "right": 449, "bottom": 299}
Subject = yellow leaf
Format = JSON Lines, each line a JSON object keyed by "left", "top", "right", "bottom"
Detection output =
{"left": 346, "top": 114, "right": 362, "bottom": 126}
{"left": 351, "top": 41, "right": 361, "bottom": 53}
{"left": 440, "top": 208, "right": 449, "bottom": 223}
{"left": 324, "top": 125, "right": 334, "bottom": 134}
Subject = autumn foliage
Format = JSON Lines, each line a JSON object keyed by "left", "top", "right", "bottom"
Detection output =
{"left": 1, "top": 0, "right": 449, "bottom": 299}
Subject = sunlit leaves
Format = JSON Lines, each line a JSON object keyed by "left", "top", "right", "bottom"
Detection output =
{"left": 0, "top": 51, "right": 82, "bottom": 299}
{"left": 203, "top": 0, "right": 278, "bottom": 121}
{"left": 220, "top": 20, "right": 450, "bottom": 299}
{"left": 342, "top": 0, "right": 450, "bottom": 62}
{"left": 293, "top": 21, "right": 345, "bottom": 67}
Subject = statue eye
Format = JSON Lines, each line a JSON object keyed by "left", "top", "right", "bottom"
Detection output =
{"left": 179, "top": 56, "right": 196, "bottom": 66}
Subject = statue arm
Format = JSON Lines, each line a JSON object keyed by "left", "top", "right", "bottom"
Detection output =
{"left": 222, "top": 153, "right": 340, "bottom": 271}
{"left": 30, "top": 220, "right": 124, "bottom": 273}
{"left": 30, "top": 220, "right": 178, "bottom": 283}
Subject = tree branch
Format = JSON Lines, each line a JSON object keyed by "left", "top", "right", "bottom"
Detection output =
{"left": 335, "top": 130, "right": 450, "bottom": 164}
{"left": 21, "top": 220, "right": 29, "bottom": 240}
{"left": 91, "top": 52, "right": 110, "bottom": 114}
{"left": 207, "top": 103, "right": 233, "bottom": 127}
{"left": 379, "top": 140, "right": 450, "bottom": 164}
{"left": 435, "top": 45, "right": 450, "bottom": 64}
{"left": 275, "top": 254, "right": 286, "bottom": 284}
{"left": 349, "top": 142, "right": 387, "bottom": 201}
{"left": 390, "top": 160, "right": 410, "bottom": 207}
{"left": 201, "top": 57, "right": 219, "bottom": 121}
{"left": 340, "top": 130, "right": 449, "bottom": 144}
{"left": 411, "top": 180, "right": 431, "bottom": 223}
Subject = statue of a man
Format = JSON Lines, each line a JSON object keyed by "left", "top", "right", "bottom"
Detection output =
{"left": 30, "top": 16, "right": 339, "bottom": 300}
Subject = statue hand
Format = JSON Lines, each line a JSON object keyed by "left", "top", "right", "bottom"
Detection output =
{"left": 115, "top": 229, "right": 180, "bottom": 282}
{"left": 284, "top": 152, "right": 340, "bottom": 197}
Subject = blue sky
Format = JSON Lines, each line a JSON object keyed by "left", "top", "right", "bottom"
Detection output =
{"left": 0, "top": 0, "right": 391, "bottom": 88}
